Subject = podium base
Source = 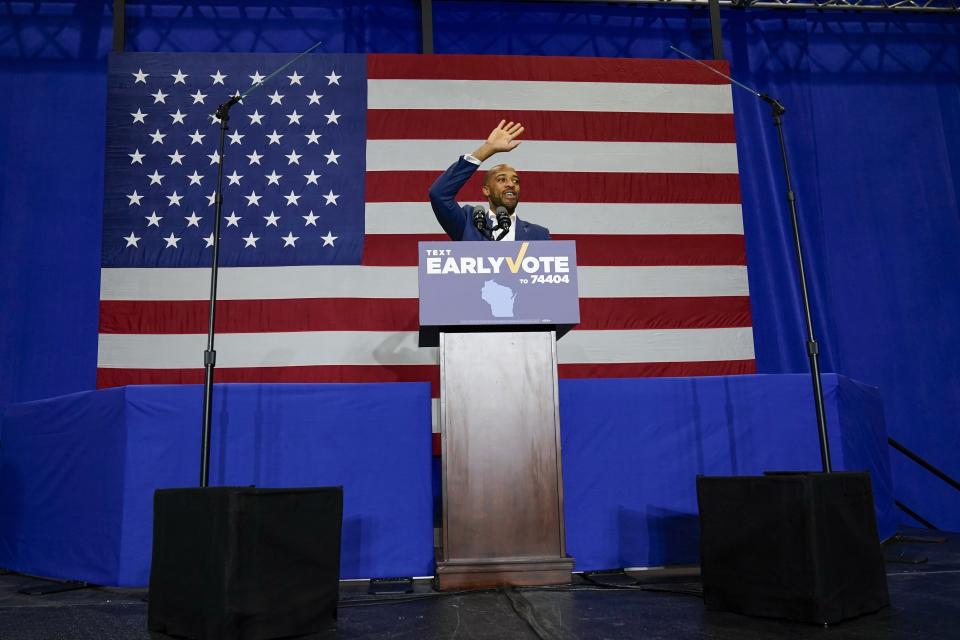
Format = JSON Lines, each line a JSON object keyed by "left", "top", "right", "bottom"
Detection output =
{"left": 435, "top": 556, "right": 574, "bottom": 590}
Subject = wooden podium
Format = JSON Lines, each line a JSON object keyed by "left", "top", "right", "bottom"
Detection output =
{"left": 418, "top": 241, "right": 579, "bottom": 590}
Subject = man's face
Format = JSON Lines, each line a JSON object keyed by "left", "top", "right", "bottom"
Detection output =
{"left": 482, "top": 164, "right": 520, "bottom": 214}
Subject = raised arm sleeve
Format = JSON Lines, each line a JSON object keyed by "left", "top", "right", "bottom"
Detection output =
{"left": 428, "top": 156, "right": 482, "bottom": 241}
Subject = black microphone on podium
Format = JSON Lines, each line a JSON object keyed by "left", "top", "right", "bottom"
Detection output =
{"left": 494, "top": 206, "right": 511, "bottom": 240}
{"left": 473, "top": 206, "right": 493, "bottom": 240}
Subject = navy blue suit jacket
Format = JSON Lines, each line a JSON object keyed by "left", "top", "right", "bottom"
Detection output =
{"left": 428, "top": 156, "right": 551, "bottom": 241}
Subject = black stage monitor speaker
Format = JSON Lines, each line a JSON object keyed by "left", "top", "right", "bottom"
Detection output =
{"left": 697, "top": 472, "right": 889, "bottom": 625}
{"left": 148, "top": 486, "right": 343, "bottom": 640}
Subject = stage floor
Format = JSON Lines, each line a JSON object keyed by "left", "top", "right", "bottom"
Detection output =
{"left": 0, "top": 530, "right": 956, "bottom": 640}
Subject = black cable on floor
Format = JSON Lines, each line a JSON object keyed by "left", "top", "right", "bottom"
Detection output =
{"left": 501, "top": 587, "right": 578, "bottom": 640}
{"left": 522, "top": 581, "right": 704, "bottom": 598}
{"left": 338, "top": 588, "right": 490, "bottom": 607}
{"left": 337, "top": 579, "right": 704, "bottom": 610}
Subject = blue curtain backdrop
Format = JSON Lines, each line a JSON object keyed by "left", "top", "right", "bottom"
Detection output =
{"left": 1, "top": 1, "right": 958, "bottom": 529}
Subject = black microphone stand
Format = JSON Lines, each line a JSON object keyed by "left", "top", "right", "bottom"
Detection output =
{"left": 493, "top": 206, "right": 511, "bottom": 240}
{"left": 199, "top": 42, "right": 322, "bottom": 487}
{"left": 473, "top": 206, "right": 494, "bottom": 240}
{"left": 199, "top": 94, "right": 236, "bottom": 487}
{"left": 670, "top": 46, "right": 832, "bottom": 473}
{"left": 760, "top": 93, "right": 832, "bottom": 473}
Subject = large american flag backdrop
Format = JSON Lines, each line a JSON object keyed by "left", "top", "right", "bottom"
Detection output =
{"left": 98, "top": 52, "right": 756, "bottom": 426}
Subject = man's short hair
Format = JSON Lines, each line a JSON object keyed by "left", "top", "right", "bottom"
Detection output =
{"left": 484, "top": 163, "right": 513, "bottom": 186}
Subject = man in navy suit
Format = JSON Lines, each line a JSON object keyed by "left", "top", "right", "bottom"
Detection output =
{"left": 428, "top": 120, "right": 550, "bottom": 241}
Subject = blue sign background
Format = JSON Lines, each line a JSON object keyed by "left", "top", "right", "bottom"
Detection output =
{"left": 418, "top": 241, "right": 580, "bottom": 327}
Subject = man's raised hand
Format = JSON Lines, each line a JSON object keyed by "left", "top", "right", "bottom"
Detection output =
{"left": 487, "top": 120, "right": 524, "bottom": 152}
{"left": 472, "top": 120, "right": 524, "bottom": 162}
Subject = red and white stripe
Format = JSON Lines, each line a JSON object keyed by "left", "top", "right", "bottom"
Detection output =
{"left": 97, "top": 54, "right": 756, "bottom": 423}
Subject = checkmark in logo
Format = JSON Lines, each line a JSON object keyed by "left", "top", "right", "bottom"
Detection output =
{"left": 506, "top": 242, "right": 529, "bottom": 274}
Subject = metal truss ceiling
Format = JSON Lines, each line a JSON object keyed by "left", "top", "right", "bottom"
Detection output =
{"left": 552, "top": 0, "right": 960, "bottom": 13}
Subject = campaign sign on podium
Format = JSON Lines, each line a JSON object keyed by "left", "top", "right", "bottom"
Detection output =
{"left": 418, "top": 240, "right": 579, "bottom": 590}
{"left": 418, "top": 240, "right": 579, "bottom": 346}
